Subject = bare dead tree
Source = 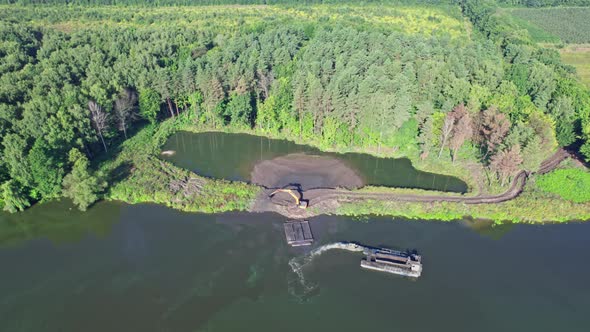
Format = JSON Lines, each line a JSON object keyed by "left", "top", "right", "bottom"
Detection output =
{"left": 449, "top": 104, "right": 473, "bottom": 163}
{"left": 88, "top": 100, "right": 109, "bottom": 153}
{"left": 490, "top": 145, "right": 523, "bottom": 186}
{"left": 256, "top": 69, "right": 274, "bottom": 100}
{"left": 438, "top": 113, "right": 455, "bottom": 158}
{"left": 114, "top": 88, "right": 138, "bottom": 139}
{"left": 166, "top": 97, "right": 175, "bottom": 118}
{"left": 481, "top": 106, "right": 510, "bottom": 158}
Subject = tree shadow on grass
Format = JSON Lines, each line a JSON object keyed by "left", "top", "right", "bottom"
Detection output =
{"left": 90, "top": 121, "right": 151, "bottom": 168}
{"left": 107, "top": 161, "right": 133, "bottom": 188}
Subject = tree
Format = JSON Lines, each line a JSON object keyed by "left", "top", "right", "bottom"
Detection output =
{"left": 480, "top": 106, "right": 511, "bottom": 158}
{"left": 114, "top": 88, "right": 138, "bottom": 139}
{"left": 88, "top": 100, "right": 109, "bottom": 153}
{"left": 256, "top": 69, "right": 274, "bottom": 101}
{"left": 1, "top": 179, "right": 30, "bottom": 213}
{"left": 365, "top": 92, "right": 402, "bottom": 153}
{"left": 224, "top": 93, "right": 253, "bottom": 127}
{"left": 448, "top": 104, "right": 473, "bottom": 162}
{"left": 62, "top": 148, "right": 106, "bottom": 211}
{"left": 2, "top": 133, "right": 33, "bottom": 187}
{"left": 438, "top": 113, "right": 455, "bottom": 158}
{"left": 527, "top": 62, "right": 556, "bottom": 110}
{"left": 153, "top": 67, "right": 176, "bottom": 118}
{"left": 521, "top": 135, "right": 544, "bottom": 171}
{"left": 416, "top": 102, "right": 436, "bottom": 158}
{"left": 138, "top": 88, "right": 161, "bottom": 124}
{"left": 188, "top": 91, "right": 203, "bottom": 119}
{"left": 293, "top": 80, "right": 307, "bottom": 138}
{"left": 306, "top": 75, "right": 324, "bottom": 135}
{"left": 201, "top": 76, "right": 225, "bottom": 127}
{"left": 549, "top": 95, "right": 576, "bottom": 146}
{"left": 528, "top": 111, "right": 557, "bottom": 152}
{"left": 581, "top": 141, "right": 590, "bottom": 162}
{"left": 490, "top": 145, "right": 523, "bottom": 186}
{"left": 28, "top": 138, "right": 63, "bottom": 199}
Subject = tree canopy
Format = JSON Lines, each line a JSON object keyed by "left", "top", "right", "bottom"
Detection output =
{"left": 0, "top": 0, "right": 589, "bottom": 211}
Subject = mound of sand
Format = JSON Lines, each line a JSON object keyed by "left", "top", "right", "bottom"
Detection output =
{"left": 250, "top": 153, "right": 364, "bottom": 190}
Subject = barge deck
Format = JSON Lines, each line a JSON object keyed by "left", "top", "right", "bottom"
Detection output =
{"left": 361, "top": 247, "right": 422, "bottom": 278}
{"left": 284, "top": 220, "right": 314, "bottom": 246}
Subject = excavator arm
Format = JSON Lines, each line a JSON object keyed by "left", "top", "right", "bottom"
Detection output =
{"left": 269, "top": 189, "right": 307, "bottom": 209}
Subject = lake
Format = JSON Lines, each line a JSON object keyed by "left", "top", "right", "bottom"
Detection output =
{"left": 161, "top": 131, "right": 468, "bottom": 193}
{"left": 1, "top": 201, "right": 589, "bottom": 332}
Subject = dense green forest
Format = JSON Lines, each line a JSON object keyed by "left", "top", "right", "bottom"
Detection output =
{"left": 1, "top": 0, "right": 589, "bottom": 212}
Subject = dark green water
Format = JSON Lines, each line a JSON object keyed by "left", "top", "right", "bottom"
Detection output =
{"left": 1, "top": 201, "right": 589, "bottom": 332}
{"left": 162, "top": 131, "right": 468, "bottom": 193}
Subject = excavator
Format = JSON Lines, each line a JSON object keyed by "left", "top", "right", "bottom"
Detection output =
{"left": 269, "top": 189, "right": 308, "bottom": 209}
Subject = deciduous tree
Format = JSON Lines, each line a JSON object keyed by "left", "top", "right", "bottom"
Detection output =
{"left": 62, "top": 148, "right": 106, "bottom": 211}
{"left": 1, "top": 179, "right": 30, "bottom": 213}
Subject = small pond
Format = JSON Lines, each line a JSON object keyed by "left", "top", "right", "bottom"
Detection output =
{"left": 161, "top": 131, "right": 468, "bottom": 193}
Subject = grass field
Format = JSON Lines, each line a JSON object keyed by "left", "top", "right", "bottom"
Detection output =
{"left": 560, "top": 45, "right": 590, "bottom": 87}
{"left": 502, "top": 11, "right": 560, "bottom": 43}
{"left": 506, "top": 7, "right": 590, "bottom": 44}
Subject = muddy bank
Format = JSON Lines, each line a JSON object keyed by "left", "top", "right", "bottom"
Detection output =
{"left": 250, "top": 153, "right": 364, "bottom": 190}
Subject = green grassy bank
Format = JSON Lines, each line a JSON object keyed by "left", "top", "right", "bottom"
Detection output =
{"left": 101, "top": 117, "right": 260, "bottom": 213}
{"left": 336, "top": 186, "right": 590, "bottom": 223}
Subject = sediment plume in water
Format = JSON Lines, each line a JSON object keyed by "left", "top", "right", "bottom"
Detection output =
{"left": 288, "top": 242, "right": 365, "bottom": 300}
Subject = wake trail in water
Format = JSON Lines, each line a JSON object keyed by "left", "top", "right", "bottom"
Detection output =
{"left": 288, "top": 242, "right": 365, "bottom": 301}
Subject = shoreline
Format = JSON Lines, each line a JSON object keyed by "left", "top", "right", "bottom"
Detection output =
{"left": 99, "top": 119, "right": 590, "bottom": 224}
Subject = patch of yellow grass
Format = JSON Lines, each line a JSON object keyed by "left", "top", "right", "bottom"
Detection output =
{"left": 559, "top": 44, "right": 590, "bottom": 88}
{"left": 2, "top": 4, "right": 467, "bottom": 39}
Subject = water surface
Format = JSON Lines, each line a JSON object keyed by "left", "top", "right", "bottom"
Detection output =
{"left": 1, "top": 201, "right": 589, "bottom": 332}
{"left": 162, "top": 131, "right": 468, "bottom": 192}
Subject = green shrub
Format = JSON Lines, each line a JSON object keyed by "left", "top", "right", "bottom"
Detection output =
{"left": 536, "top": 168, "right": 590, "bottom": 203}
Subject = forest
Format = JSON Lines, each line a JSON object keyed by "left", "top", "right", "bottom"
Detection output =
{"left": 1, "top": 0, "right": 589, "bottom": 212}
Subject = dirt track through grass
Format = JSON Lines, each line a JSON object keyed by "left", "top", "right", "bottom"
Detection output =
{"left": 251, "top": 149, "right": 571, "bottom": 219}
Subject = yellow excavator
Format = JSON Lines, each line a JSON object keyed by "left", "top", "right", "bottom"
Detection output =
{"left": 269, "top": 189, "right": 308, "bottom": 209}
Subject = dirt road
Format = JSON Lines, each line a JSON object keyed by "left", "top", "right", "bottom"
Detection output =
{"left": 250, "top": 149, "right": 571, "bottom": 218}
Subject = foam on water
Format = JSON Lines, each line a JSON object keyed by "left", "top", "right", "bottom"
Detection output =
{"left": 287, "top": 242, "right": 365, "bottom": 300}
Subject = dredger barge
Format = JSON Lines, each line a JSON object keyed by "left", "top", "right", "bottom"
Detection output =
{"left": 284, "top": 219, "right": 423, "bottom": 278}
{"left": 326, "top": 242, "right": 422, "bottom": 278}
{"left": 361, "top": 246, "right": 422, "bottom": 278}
